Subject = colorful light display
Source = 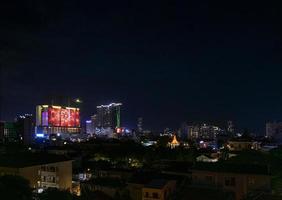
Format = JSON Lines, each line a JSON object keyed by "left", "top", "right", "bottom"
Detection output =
{"left": 37, "top": 105, "right": 80, "bottom": 127}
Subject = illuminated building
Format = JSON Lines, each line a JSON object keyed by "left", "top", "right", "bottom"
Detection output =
{"left": 35, "top": 105, "right": 81, "bottom": 137}
{"left": 0, "top": 153, "right": 72, "bottom": 192}
{"left": 186, "top": 123, "right": 222, "bottom": 140}
{"left": 96, "top": 103, "right": 122, "bottom": 129}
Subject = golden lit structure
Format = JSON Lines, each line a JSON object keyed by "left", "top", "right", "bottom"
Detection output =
{"left": 168, "top": 135, "right": 180, "bottom": 149}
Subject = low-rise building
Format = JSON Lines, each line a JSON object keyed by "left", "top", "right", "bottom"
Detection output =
{"left": 191, "top": 163, "right": 271, "bottom": 200}
{"left": 142, "top": 179, "right": 176, "bottom": 200}
{"left": 81, "top": 177, "right": 126, "bottom": 198}
{"left": 227, "top": 138, "right": 260, "bottom": 151}
{"left": 196, "top": 155, "right": 218, "bottom": 163}
{"left": 0, "top": 153, "right": 72, "bottom": 192}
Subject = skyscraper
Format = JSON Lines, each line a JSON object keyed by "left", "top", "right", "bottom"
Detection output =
{"left": 137, "top": 117, "right": 143, "bottom": 133}
{"left": 185, "top": 123, "right": 222, "bottom": 140}
{"left": 0, "top": 121, "right": 5, "bottom": 143}
{"left": 86, "top": 120, "right": 93, "bottom": 134}
{"left": 15, "top": 114, "right": 34, "bottom": 145}
{"left": 227, "top": 121, "right": 235, "bottom": 134}
{"left": 35, "top": 105, "right": 81, "bottom": 137}
{"left": 96, "top": 103, "right": 122, "bottom": 129}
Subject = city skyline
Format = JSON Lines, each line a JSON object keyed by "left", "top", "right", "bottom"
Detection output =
{"left": 1, "top": 2, "right": 282, "bottom": 199}
{"left": 1, "top": 1, "right": 282, "bottom": 133}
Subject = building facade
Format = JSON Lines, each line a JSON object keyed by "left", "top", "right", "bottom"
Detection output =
{"left": 191, "top": 164, "right": 271, "bottom": 200}
{"left": 0, "top": 155, "right": 72, "bottom": 192}
{"left": 266, "top": 122, "right": 282, "bottom": 142}
{"left": 0, "top": 121, "right": 4, "bottom": 143}
{"left": 227, "top": 139, "right": 260, "bottom": 151}
{"left": 96, "top": 103, "right": 122, "bottom": 129}
{"left": 3, "top": 122, "right": 18, "bottom": 142}
{"left": 15, "top": 114, "right": 35, "bottom": 145}
{"left": 35, "top": 105, "right": 81, "bottom": 137}
{"left": 142, "top": 179, "right": 176, "bottom": 200}
{"left": 186, "top": 123, "right": 222, "bottom": 140}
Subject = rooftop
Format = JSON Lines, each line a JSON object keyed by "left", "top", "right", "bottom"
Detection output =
{"left": 145, "top": 179, "right": 169, "bottom": 189}
{"left": 192, "top": 162, "right": 270, "bottom": 175}
{"left": 0, "top": 153, "right": 72, "bottom": 168}
{"left": 84, "top": 177, "right": 125, "bottom": 188}
{"left": 178, "top": 186, "right": 234, "bottom": 200}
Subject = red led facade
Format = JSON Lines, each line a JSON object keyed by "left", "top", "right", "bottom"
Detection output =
{"left": 45, "top": 106, "right": 80, "bottom": 127}
{"left": 48, "top": 107, "right": 61, "bottom": 126}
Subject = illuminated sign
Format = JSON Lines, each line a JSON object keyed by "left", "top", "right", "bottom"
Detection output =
{"left": 37, "top": 105, "right": 80, "bottom": 127}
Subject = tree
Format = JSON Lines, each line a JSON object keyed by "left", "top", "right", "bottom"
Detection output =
{"left": 38, "top": 188, "right": 73, "bottom": 200}
{"left": 0, "top": 175, "right": 33, "bottom": 200}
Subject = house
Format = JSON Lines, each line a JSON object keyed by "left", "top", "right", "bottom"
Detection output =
{"left": 0, "top": 153, "right": 72, "bottom": 192}
{"left": 191, "top": 163, "right": 271, "bottom": 200}
{"left": 196, "top": 155, "right": 218, "bottom": 163}
{"left": 81, "top": 177, "right": 126, "bottom": 198}
{"left": 227, "top": 138, "right": 260, "bottom": 151}
{"left": 142, "top": 179, "right": 176, "bottom": 200}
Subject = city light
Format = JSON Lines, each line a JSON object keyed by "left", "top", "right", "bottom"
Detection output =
{"left": 75, "top": 98, "right": 82, "bottom": 103}
{"left": 36, "top": 133, "right": 44, "bottom": 138}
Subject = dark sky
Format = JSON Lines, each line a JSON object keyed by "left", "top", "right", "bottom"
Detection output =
{"left": 1, "top": 0, "right": 282, "bottom": 133}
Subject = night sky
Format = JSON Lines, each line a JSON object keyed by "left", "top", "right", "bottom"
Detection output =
{"left": 1, "top": 1, "right": 282, "bottom": 133}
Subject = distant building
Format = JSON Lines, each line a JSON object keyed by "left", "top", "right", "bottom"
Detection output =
{"left": 142, "top": 179, "right": 176, "bottom": 200}
{"left": 86, "top": 120, "right": 93, "bottom": 134}
{"left": 179, "top": 122, "right": 190, "bottom": 140}
{"left": 0, "top": 115, "right": 35, "bottom": 144}
{"left": 227, "top": 121, "right": 235, "bottom": 134}
{"left": 15, "top": 114, "right": 35, "bottom": 145}
{"left": 196, "top": 155, "right": 218, "bottom": 163}
{"left": 3, "top": 122, "right": 18, "bottom": 142}
{"left": 0, "top": 121, "right": 5, "bottom": 143}
{"left": 96, "top": 103, "right": 122, "bottom": 129}
{"left": 81, "top": 177, "right": 125, "bottom": 198}
{"left": 191, "top": 163, "right": 271, "bottom": 200}
{"left": 137, "top": 117, "right": 143, "bottom": 133}
{"left": 227, "top": 138, "right": 260, "bottom": 151}
{"left": 266, "top": 122, "right": 282, "bottom": 142}
{"left": 186, "top": 123, "right": 222, "bottom": 140}
{"left": 91, "top": 114, "right": 98, "bottom": 133}
{"left": 0, "top": 153, "right": 73, "bottom": 192}
{"left": 35, "top": 105, "right": 81, "bottom": 138}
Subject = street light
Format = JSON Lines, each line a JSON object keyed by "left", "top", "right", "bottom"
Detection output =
{"left": 75, "top": 98, "right": 82, "bottom": 103}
